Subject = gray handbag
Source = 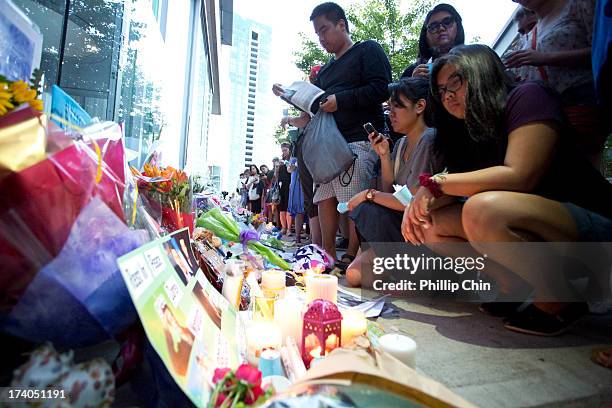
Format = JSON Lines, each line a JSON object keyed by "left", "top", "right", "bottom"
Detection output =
{"left": 301, "top": 111, "right": 356, "bottom": 184}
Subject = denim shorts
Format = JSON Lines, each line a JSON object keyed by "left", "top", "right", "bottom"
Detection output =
{"left": 563, "top": 202, "right": 612, "bottom": 242}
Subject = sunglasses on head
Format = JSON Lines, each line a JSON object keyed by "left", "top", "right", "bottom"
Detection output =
{"left": 426, "top": 16, "right": 455, "bottom": 34}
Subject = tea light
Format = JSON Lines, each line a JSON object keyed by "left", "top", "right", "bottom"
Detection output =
{"left": 274, "top": 298, "right": 303, "bottom": 346}
{"left": 261, "top": 269, "right": 286, "bottom": 298}
{"left": 378, "top": 333, "right": 417, "bottom": 368}
{"left": 306, "top": 274, "right": 338, "bottom": 304}
{"left": 340, "top": 309, "right": 367, "bottom": 345}
{"left": 245, "top": 322, "right": 282, "bottom": 366}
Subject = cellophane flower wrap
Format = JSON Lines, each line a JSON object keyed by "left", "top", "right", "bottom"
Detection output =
{"left": 196, "top": 208, "right": 290, "bottom": 270}
{"left": 0, "top": 108, "right": 147, "bottom": 347}
{"left": 131, "top": 164, "right": 194, "bottom": 234}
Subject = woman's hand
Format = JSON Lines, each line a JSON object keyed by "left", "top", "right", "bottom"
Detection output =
{"left": 411, "top": 64, "right": 430, "bottom": 79}
{"left": 347, "top": 190, "right": 367, "bottom": 211}
{"left": 401, "top": 187, "right": 435, "bottom": 244}
{"left": 368, "top": 132, "right": 390, "bottom": 158}
{"left": 504, "top": 49, "right": 549, "bottom": 68}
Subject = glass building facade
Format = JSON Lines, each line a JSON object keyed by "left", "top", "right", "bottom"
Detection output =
{"left": 13, "top": 0, "right": 227, "bottom": 174}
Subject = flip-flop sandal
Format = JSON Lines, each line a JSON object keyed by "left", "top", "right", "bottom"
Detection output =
{"left": 591, "top": 348, "right": 612, "bottom": 369}
{"left": 334, "top": 254, "right": 356, "bottom": 271}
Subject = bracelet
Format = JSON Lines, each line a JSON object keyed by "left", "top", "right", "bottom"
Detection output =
{"left": 419, "top": 173, "right": 443, "bottom": 198}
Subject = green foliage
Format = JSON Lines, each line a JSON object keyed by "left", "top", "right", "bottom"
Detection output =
{"left": 274, "top": 125, "right": 289, "bottom": 145}
{"left": 294, "top": 0, "right": 434, "bottom": 80}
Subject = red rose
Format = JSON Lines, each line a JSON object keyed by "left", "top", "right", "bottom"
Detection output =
{"left": 214, "top": 392, "right": 227, "bottom": 408}
{"left": 235, "top": 364, "right": 262, "bottom": 386}
{"left": 244, "top": 385, "right": 264, "bottom": 405}
{"left": 212, "top": 367, "right": 231, "bottom": 384}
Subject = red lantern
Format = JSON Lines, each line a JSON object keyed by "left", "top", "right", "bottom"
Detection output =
{"left": 301, "top": 299, "right": 342, "bottom": 368}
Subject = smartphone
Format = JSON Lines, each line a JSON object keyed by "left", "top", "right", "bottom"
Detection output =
{"left": 363, "top": 122, "right": 377, "bottom": 136}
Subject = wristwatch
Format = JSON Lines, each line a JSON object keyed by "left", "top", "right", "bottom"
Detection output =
{"left": 365, "top": 189, "right": 376, "bottom": 202}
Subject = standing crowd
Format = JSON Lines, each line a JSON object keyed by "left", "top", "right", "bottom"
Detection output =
{"left": 239, "top": 0, "right": 611, "bottom": 352}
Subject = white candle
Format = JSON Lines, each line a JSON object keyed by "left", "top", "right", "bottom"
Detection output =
{"left": 261, "top": 269, "right": 286, "bottom": 298}
{"left": 222, "top": 261, "right": 244, "bottom": 309}
{"left": 378, "top": 333, "right": 417, "bottom": 368}
{"left": 274, "top": 297, "right": 303, "bottom": 346}
{"left": 245, "top": 322, "right": 282, "bottom": 366}
{"left": 340, "top": 309, "right": 367, "bottom": 345}
{"left": 306, "top": 274, "right": 338, "bottom": 304}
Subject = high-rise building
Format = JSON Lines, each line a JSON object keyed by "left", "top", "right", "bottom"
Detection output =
{"left": 208, "top": 12, "right": 278, "bottom": 192}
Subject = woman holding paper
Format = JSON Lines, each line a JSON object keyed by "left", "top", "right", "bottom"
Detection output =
{"left": 345, "top": 78, "right": 443, "bottom": 286}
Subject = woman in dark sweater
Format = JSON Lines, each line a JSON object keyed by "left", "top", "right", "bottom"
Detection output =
{"left": 402, "top": 44, "right": 612, "bottom": 336}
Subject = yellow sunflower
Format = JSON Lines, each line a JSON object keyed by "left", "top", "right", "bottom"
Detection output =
{"left": 28, "top": 98, "right": 43, "bottom": 111}
{"left": 10, "top": 80, "right": 37, "bottom": 104}
{"left": 0, "top": 82, "right": 14, "bottom": 116}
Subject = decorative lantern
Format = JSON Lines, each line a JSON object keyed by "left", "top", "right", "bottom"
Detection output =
{"left": 301, "top": 299, "right": 342, "bottom": 368}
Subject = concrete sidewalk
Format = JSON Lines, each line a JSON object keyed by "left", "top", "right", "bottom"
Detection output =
{"left": 373, "top": 296, "right": 612, "bottom": 408}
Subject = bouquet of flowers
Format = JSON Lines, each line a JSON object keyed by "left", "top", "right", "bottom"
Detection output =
{"left": 131, "top": 163, "right": 194, "bottom": 234}
{"left": 197, "top": 208, "right": 290, "bottom": 270}
{"left": 0, "top": 71, "right": 43, "bottom": 116}
{"left": 208, "top": 365, "right": 273, "bottom": 408}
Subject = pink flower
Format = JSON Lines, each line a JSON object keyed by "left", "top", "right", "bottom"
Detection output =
{"left": 235, "top": 364, "right": 262, "bottom": 386}
{"left": 212, "top": 367, "right": 231, "bottom": 384}
{"left": 244, "top": 385, "right": 264, "bottom": 405}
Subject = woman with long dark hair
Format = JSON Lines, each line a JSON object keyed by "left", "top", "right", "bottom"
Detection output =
{"left": 402, "top": 44, "right": 612, "bottom": 336}
{"left": 345, "top": 78, "right": 442, "bottom": 286}
{"left": 401, "top": 3, "right": 465, "bottom": 79}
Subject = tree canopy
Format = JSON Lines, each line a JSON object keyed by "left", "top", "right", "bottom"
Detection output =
{"left": 294, "top": 0, "right": 434, "bottom": 80}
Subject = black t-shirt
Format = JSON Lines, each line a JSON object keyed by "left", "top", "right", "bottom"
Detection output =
{"left": 504, "top": 82, "right": 612, "bottom": 219}
{"left": 314, "top": 40, "right": 392, "bottom": 143}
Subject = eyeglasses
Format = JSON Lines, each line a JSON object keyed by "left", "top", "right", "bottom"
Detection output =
{"left": 426, "top": 16, "right": 455, "bottom": 34}
{"left": 437, "top": 73, "right": 463, "bottom": 98}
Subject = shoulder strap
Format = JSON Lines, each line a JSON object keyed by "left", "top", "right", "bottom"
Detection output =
{"left": 394, "top": 137, "right": 406, "bottom": 179}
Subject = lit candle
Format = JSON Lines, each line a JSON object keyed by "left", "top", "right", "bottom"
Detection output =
{"left": 222, "top": 261, "right": 244, "bottom": 309}
{"left": 245, "top": 322, "right": 282, "bottom": 366}
{"left": 261, "top": 269, "right": 286, "bottom": 298}
{"left": 306, "top": 274, "right": 338, "bottom": 304}
{"left": 341, "top": 309, "right": 367, "bottom": 345}
{"left": 274, "top": 297, "right": 303, "bottom": 346}
{"left": 378, "top": 333, "right": 417, "bottom": 369}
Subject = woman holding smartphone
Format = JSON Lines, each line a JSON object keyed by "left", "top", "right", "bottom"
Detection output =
{"left": 345, "top": 78, "right": 443, "bottom": 286}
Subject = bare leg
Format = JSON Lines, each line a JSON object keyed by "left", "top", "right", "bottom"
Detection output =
{"left": 346, "top": 248, "right": 363, "bottom": 287}
{"left": 338, "top": 213, "right": 349, "bottom": 240}
{"left": 309, "top": 215, "right": 322, "bottom": 246}
{"left": 280, "top": 211, "right": 288, "bottom": 234}
{"left": 423, "top": 203, "right": 525, "bottom": 295}
{"left": 285, "top": 212, "right": 293, "bottom": 235}
{"left": 462, "top": 191, "right": 581, "bottom": 310}
{"left": 318, "top": 198, "right": 339, "bottom": 260}
{"left": 346, "top": 218, "right": 359, "bottom": 258}
{"left": 294, "top": 213, "right": 304, "bottom": 243}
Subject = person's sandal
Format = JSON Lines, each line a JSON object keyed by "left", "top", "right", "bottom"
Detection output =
{"left": 334, "top": 254, "right": 355, "bottom": 273}
{"left": 503, "top": 303, "right": 588, "bottom": 336}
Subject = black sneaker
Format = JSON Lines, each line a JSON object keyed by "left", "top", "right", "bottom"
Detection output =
{"left": 503, "top": 303, "right": 588, "bottom": 336}
{"left": 478, "top": 302, "right": 524, "bottom": 317}
{"left": 335, "top": 237, "right": 349, "bottom": 249}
